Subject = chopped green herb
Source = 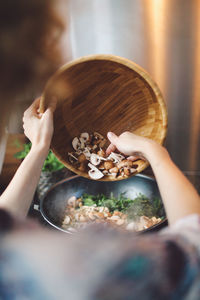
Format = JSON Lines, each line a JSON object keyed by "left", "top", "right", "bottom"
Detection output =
{"left": 81, "top": 192, "right": 165, "bottom": 220}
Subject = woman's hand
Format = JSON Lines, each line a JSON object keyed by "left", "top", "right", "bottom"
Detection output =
{"left": 106, "top": 131, "right": 161, "bottom": 161}
{"left": 106, "top": 131, "right": 200, "bottom": 225}
{"left": 0, "top": 97, "right": 58, "bottom": 217}
{"left": 23, "top": 97, "right": 56, "bottom": 151}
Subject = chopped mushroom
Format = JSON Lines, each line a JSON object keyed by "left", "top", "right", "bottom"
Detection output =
{"left": 90, "top": 153, "right": 101, "bottom": 166}
{"left": 62, "top": 195, "right": 162, "bottom": 232}
{"left": 88, "top": 163, "right": 104, "bottom": 180}
{"left": 80, "top": 132, "right": 89, "bottom": 142}
{"left": 68, "top": 132, "right": 139, "bottom": 180}
{"left": 72, "top": 137, "right": 80, "bottom": 151}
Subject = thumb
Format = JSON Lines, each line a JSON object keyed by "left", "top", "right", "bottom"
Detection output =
{"left": 48, "top": 96, "right": 57, "bottom": 113}
{"left": 107, "top": 132, "right": 118, "bottom": 145}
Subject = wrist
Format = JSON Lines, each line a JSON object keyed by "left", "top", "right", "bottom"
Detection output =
{"left": 30, "top": 142, "right": 50, "bottom": 157}
{"left": 144, "top": 140, "right": 169, "bottom": 166}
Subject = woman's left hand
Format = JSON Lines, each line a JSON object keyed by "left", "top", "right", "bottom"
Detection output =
{"left": 23, "top": 97, "right": 56, "bottom": 151}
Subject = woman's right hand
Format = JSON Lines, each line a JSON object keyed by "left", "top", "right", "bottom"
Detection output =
{"left": 106, "top": 131, "right": 162, "bottom": 161}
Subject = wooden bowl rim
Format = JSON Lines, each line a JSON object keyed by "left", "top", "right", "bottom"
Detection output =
{"left": 41, "top": 54, "right": 168, "bottom": 181}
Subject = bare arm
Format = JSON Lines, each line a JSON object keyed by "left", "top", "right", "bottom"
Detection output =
{"left": 0, "top": 98, "right": 56, "bottom": 218}
{"left": 106, "top": 131, "right": 200, "bottom": 225}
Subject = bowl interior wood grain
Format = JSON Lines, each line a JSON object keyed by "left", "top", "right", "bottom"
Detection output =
{"left": 41, "top": 55, "right": 167, "bottom": 180}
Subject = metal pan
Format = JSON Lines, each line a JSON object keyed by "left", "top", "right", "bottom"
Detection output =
{"left": 40, "top": 174, "right": 167, "bottom": 234}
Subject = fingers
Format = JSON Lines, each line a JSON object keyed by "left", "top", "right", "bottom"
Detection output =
{"left": 107, "top": 132, "right": 118, "bottom": 144}
{"left": 48, "top": 96, "right": 57, "bottom": 113}
{"left": 106, "top": 143, "right": 116, "bottom": 155}
{"left": 127, "top": 155, "right": 140, "bottom": 161}
{"left": 106, "top": 132, "right": 118, "bottom": 155}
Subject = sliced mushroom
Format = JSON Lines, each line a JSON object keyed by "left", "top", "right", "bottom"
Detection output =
{"left": 68, "top": 152, "right": 78, "bottom": 163}
{"left": 90, "top": 153, "right": 101, "bottom": 166}
{"left": 94, "top": 132, "right": 104, "bottom": 140}
{"left": 130, "top": 168, "right": 137, "bottom": 174}
{"left": 79, "top": 137, "right": 86, "bottom": 149}
{"left": 63, "top": 215, "right": 71, "bottom": 225}
{"left": 88, "top": 163, "right": 104, "bottom": 179}
{"left": 109, "top": 167, "right": 118, "bottom": 173}
{"left": 103, "top": 170, "right": 109, "bottom": 175}
{"left": 83, "top": 148, "right": 91, "bottom": 159}
{"left": 108, "top": 152, "right": 125, "bottom": 163}
{"left": 109, "top": 172, "right": 117, "bottom": 178}
{"left": 80, "top": 132, "right": 89, "bottom": 142}
{"left": 92, "top": 144, "right": 98, "bottom": 150}
{"left": 67, "top": 196, "right": 77, "bottom": 207}
{"left": 116, "top": 219, "right": 125, "bottom": 226}
{"left": 72, "top": 137, "right": 80, "bottom": 151}
{"left": 126, "top": 222, "right": 137, "bottom": 231}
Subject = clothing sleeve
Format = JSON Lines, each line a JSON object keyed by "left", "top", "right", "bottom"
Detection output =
{"left": 94, "top": 216, "right": 200, "bottom": 300}
{"left": 161, "top": 214, "right": 200, "bottom": 252}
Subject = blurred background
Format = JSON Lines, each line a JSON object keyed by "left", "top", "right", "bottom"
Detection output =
{"left": 7, "top": 0, "right": 200, "bottom": 175}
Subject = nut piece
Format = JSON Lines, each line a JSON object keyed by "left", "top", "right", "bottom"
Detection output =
{"left": 78, "top": 153, "right": 87, "bottom": 163}
{"left": 98, "top": 162, "right": 105, "bottom": 170}
{"left": 117, "top": 159, "right": 133, "bottom": 169}
{"left": 104, "top": 160, "right": 114, "bottom": 170}
{"left": 97, "top": 149, "right": 106, "bottom": 158}
{"left": 124, "top": 167, "right": 130, "bottom": 176}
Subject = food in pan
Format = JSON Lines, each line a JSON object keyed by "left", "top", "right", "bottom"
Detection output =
{"left": 62, "top": 193, "right": 164, "bottom": 232}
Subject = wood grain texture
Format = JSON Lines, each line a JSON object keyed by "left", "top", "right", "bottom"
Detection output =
{"left": 41, "top": 54, "right": 167, "bottom": 181}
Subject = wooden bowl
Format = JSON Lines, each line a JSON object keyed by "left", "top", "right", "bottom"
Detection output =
{"left": 41, "top": 54, "right": 167, "bottom": 181}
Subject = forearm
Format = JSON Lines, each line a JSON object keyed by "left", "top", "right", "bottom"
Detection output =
{"left": 0, "top": 145, "right": 48, "bottom": 218}
{"left": 146, "top": 142, "right": 200, "bottom": 225}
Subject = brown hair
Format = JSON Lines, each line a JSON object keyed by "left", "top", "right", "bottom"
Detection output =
{"left": 0, "top": 0, "right": 65, "bottom": 137}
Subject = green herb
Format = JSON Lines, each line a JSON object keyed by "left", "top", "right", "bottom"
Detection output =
{"left": 14, "top": 142, "right": 32, "bottom": 159}
{"left": 15, "top": 142, "right": 65, "bottom": 172}
{"left": 81, "top": 192, "right": 165, "bottom": 220}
